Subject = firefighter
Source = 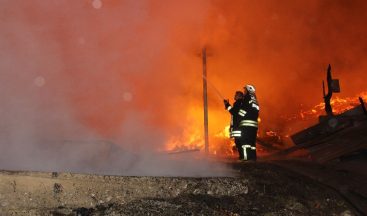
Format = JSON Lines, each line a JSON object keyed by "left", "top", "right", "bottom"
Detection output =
{"left": 224, "top": 91, "right": 244, "bottom": 159}
{"left": 238, "top": 84, "right": 259, "bottom": 161}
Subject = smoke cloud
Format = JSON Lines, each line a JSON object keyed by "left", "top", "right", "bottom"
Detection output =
{"left": 0, "top": 0, "right": 366, "bottom": 175}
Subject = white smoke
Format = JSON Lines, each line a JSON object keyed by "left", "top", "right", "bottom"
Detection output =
{"left": 0, "top": 0, "right": 232, "bottom": 177}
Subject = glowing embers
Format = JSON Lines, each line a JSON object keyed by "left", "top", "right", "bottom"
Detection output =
{"left": 164, "top": 107, "right": 234, "bottom": 157}
{"left": 164, "top": 106, "right": 204, "bottom": 154}
{"left": 285, "top": 91, "right": 367, "bottom": 121}
{"left": 265, "top": 131, "right": 281, "bottom": 140}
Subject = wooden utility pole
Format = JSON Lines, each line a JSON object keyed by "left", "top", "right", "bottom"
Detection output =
{"left": 202, "top": 47, "right": 209, "bottom": 154}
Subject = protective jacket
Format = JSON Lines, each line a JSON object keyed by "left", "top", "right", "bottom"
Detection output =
{"left": 225, "top": 100, "right": 243, "bottom": 138}
{"left": 238, "top": 92, "right": 259, "bottom": 128}
{"left": 238, "top": 92, "right": 259, "bottom": 161}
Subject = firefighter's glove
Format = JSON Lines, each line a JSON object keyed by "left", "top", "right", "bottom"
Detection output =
{"left": 224, "top": 99, "right": 230, "bottom": 109}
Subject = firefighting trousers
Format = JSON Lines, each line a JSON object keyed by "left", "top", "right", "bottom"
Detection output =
{"left": 239, "top": 126, "right": 258, "bottom": 160}
{"left": 234, "top": 138, "right": 242, "bottom": 159}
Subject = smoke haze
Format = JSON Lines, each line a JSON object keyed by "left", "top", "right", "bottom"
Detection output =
{"left": 0, "top": 0, "right": 366, "bottom": 175}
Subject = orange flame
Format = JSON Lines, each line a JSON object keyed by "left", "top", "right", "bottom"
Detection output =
{"left": 164, "top": 106, "right": 204, "bottom": 152}
{"left": 299, "top": 91, "right": 367, "bottom": 120}
{"left": 165, "top": 91, "right": 367, "bottom": 157}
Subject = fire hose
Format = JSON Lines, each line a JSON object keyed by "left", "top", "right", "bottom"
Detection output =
{"left": 202, "top": 74, "right": 225, "bottom": 101}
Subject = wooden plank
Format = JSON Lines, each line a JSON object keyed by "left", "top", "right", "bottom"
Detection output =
{"left": 309, "top": 122, "right": 367, "bottom": 162}
{"left": 291, "top": 106, "right": 365, "bottom": 145}
{"left": 268, "top": 118, "right": 367, "bottom": 161}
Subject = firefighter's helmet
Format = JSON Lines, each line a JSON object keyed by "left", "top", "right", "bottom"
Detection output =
{"left": 245, "top": 84, "right": 256, "bottom": 93}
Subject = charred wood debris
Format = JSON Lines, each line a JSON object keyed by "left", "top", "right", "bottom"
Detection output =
{"left": 270, "top": 64, "right": 367, "bottom": 163}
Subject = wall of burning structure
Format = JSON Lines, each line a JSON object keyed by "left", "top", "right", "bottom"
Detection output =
{"left": 0, "top": 0, "right": 366, "bottom": 174}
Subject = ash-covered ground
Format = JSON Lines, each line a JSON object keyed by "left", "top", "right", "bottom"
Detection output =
{"left": 0, "top": 161, "right": 361, "bottom": 216}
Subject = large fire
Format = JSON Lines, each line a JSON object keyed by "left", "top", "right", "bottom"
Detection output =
{"left": 1, "top": 0, "right": 367, "bottom": 173}
{"left": 165, "top": 91, "right": 367, "bottom": 157}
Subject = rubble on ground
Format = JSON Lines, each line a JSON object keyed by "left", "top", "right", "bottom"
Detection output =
{"left": 0, "top": 162, "right": 356, "bottom": 215}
